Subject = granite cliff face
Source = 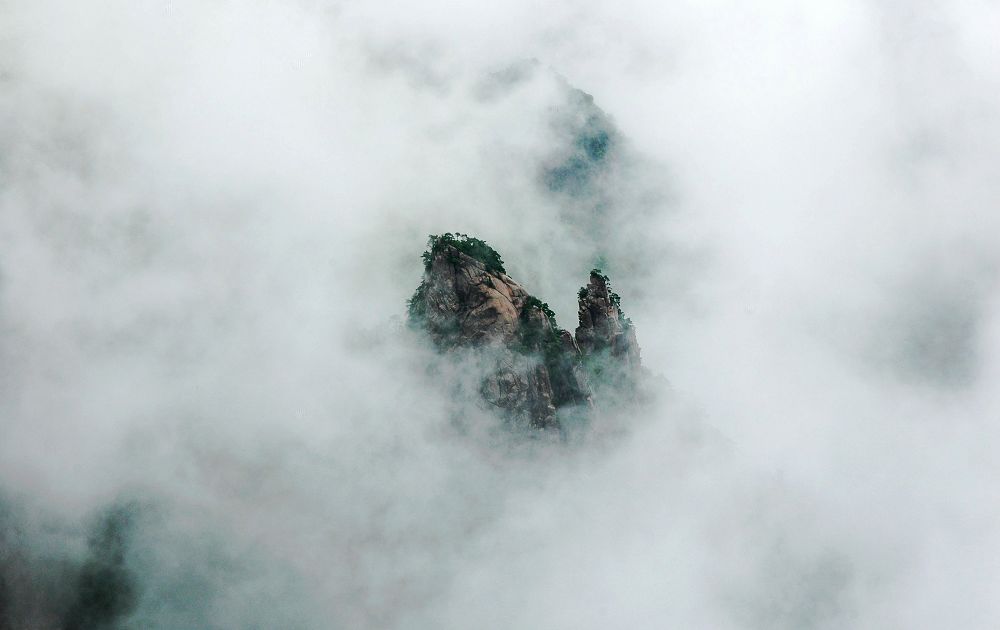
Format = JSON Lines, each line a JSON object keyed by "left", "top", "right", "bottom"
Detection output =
{"left": 408, "top": 234, "right": 642, "bottom": 432}
{"left": 577, "top": 271, "right": 642, "bottom": 371}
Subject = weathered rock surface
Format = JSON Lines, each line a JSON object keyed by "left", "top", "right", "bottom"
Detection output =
{"left": 576, "top": 271, "right": 642, "bottom": 371}
{"left": 408, "top": 235, "right": 642, "bottom": 432}
{"left": 420, "top": 247, "right": 527, "bottom": 348}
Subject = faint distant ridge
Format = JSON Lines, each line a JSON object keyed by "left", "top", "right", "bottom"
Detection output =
{"left": 408, "top": 233, "right": 643, "bottom": 432}
{"left": 543, "top": 87, "right": 618, "bottom": 198}
{"left": 479, "top": 61, "right": 673, "bottom": 306}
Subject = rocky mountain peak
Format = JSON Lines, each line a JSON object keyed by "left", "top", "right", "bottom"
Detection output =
{"left": 408, "top": 234, "right": 643, "bottom": 432}
{"left": 411, "top": 241, "right": 526, "bottom": 348}
{"left": 577, "top": 270, "right": 642, "bottom": 371}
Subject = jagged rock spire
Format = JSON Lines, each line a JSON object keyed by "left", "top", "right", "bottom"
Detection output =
{"left": 408, "top": 235, "right": 641, "bottom": 432}
{"left": 576, "top": 270, "right": 642, "bottom": 371}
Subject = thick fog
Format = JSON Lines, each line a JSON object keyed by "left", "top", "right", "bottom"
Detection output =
{"left": 2, "top": 1, "right": 999, "bottom": 628}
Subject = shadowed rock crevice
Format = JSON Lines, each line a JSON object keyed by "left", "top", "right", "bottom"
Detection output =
{"left": 408, "top": 233, "right": 644, "bottom": 432}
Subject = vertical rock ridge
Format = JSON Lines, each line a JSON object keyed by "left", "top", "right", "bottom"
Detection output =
{"left": 408, "top": 234, "right": 643, "bottom": 432}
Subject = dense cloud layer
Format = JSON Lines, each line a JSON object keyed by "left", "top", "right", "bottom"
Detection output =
{"left": 2, "top": 1, "right": 999, "bottom": 628}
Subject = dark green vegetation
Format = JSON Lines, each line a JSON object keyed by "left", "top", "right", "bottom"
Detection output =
{"left": 421, "top": 233, "right": 506, "bottom": 275}
{"left": 0, "top": 496, "right": 137, "bottom": 630}
{"left": 65, "top": 503, "right": 138, "bottom": 630}
{"left": 585, "top": 268, "right": 631, "bottom": 328}
{"left": 522, "top": 296, "right": 557, "bottom": 324}
{"left": 0, "top": 502, "right": 9, "bottom": 625}
{"left": 406, "top": 279, "right": 428, "bottom": 326}
{"left": 519, "top": 297, "right": 593, "bottom": 408}
{"left": 544, "top": 90, "right": 616, "bottom": 197}
{"left": 519, "top": 296, "right": 564, "bottom": 359}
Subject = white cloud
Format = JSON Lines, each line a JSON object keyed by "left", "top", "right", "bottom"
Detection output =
{"left": 2, "top": 0, "right": 999, "bottom": 627}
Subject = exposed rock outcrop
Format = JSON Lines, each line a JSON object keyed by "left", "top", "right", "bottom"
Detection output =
{"left": 408, "top": 234, "right": 642, "bottom": 432}
{"left": 577, "top": 270, "right": 642, "bottom": 371}
{"left": 412, "top": 242, "right": 525, "bottom": 348}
